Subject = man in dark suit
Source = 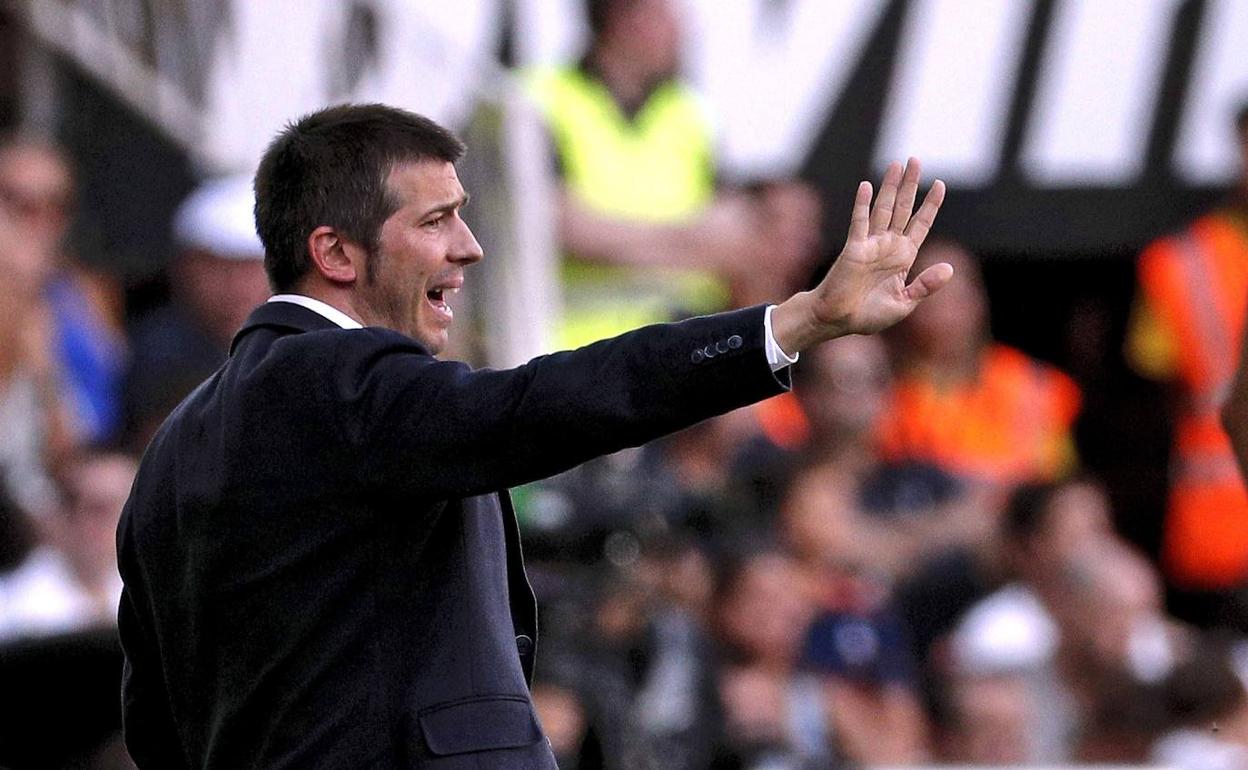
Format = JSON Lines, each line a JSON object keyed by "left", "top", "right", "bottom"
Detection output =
{"left": 116, "top": 104, "right": 949, "bottom": 768}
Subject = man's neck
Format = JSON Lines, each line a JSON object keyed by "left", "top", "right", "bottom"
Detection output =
{"left": 280, "top": 283, "right": 368, "bottom": 328}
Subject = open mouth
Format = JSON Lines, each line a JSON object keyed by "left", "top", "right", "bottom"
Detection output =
{"left": 425, "top": 286, "right": 458, "bottom": 319}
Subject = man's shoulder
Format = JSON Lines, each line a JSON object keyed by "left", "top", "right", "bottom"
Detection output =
{"left": 235, "top": 324, "right": 429, "bottom": 366}
{"left": 224, "top": 325, "right": 447, "bottom": 420}
{"left": 127, "top": 325, "right": 433, "bottom": 502}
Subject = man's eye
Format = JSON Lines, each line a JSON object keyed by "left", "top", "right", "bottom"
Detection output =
{"left": 423, "top": 215, "right": 444, "bottom": 229}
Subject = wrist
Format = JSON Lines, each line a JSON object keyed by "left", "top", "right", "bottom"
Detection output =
{"left": 771, "top": 291, "right": 837, "bottom": 354}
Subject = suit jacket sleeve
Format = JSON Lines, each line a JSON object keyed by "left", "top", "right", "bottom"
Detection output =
{"left": 117, "top": 579, "right": 190, "bottom": 769}
{"left": 330, "top": 305, "right": 789, "bottom": 499}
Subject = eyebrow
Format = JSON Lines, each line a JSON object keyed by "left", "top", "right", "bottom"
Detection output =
{"left": 418, "top": 193, "right": 469, "bottom": 220}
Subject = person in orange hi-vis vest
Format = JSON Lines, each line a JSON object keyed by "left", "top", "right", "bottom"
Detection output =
{"left": 1127, "top": 103, "right": 1248, "bottom": 620}
{"left": 876, "top": 240, "right": 1082, "bottom": 490}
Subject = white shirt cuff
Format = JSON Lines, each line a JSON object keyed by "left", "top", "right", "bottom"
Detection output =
{"left": 764, "top": 305, "right": 799, "bottom": 372}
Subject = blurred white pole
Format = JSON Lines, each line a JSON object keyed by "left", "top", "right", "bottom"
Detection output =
{"left": 460, "top": 71, "right": 560, "bottom": 368}
{"left": 491, "top": 78, "right": 559, "bottom": 366}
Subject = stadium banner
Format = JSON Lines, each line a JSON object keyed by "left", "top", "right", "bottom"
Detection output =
{"left": 35, "top": 0, "right": 1248, "bottom": 256}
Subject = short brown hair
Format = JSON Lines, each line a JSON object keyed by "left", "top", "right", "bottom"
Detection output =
{"left": 253, "top": 104, "right": 465, "bottom": 291}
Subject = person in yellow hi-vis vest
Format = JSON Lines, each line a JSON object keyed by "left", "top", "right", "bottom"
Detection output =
{"left": 1128, "top": 102, "right": 1248, "bottom": 629}
{"left": 526, "top": 0, "right": 821, "bottom": 350}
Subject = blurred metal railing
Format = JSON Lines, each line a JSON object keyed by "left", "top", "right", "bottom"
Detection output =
{"left": 12, "top": 0, "right": 227, "bottom": 170}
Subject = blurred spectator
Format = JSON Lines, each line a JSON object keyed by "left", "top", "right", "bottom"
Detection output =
{"left": 638, "top": 530, "right": 717, "bottom": 624}
{"left": 1152, "top": 640, "right": 1248, "bottom": 770}
{"left": 953, "top": 479, "right": 1114, "bottom": 671}
{"left": 525, "top": 0, "right": 820, "bottom": 350}
{"left": 543, "top": 551, "right": 720, "bottom": 770}
{"left": 1055, "top": 540, "right": 1190, "bottom": 760}
{"left": 1225, "top": 298, "right": 1248, "bottom": 482}
{"left": 710, "top": 550, "right": 833, "bottom": 769}
{"left": 0, "top": 450, "right": 136, "bottom": 642}
{"left": 879, "top": 239, "right": 1082, "bottom": 489}
{"left": 940, "top": 531, "right": 1183, "bottom": 764}
{"left": 516, "top": 444, "right": 684, "bottom": 564}
{"left": 1129, "top": 101, "right": 1248, "bottom": 624}
{"left": 531, "top": 674, "right": 591, "bottom": 769}
{"left": 782, "top": 334, "right": 973, "bottom": 580}
{"left": 775, "top": 339, "right": 942, "bottom": 763}
{"left": 937, "top": 672, "right": 1036, "bottom": 763}
{"left": 630, "top": 552, "right": 721, "bottom": 770}
{"left": 123, "top": 174, "right": 270, "bottom": 451}
{"left": 570, "top": 572, "right": 656, "bottom": 768}
{"left": 792, "top": 557, "right": 930, "bottom": 764}
{"left": 945, "top": 483, "right": 1189, "bottom": 762}
{"left": 656, "top": 409, "right": 792, "bottom": 549}
{"left": 518, "top": 409, "right": 776, "bottom": 563}
{"left": 944, "top": 479, "right": 1115, "bottom": 762}
{"left": 0, "top": 213, "right": 74, "bottom": 518}
{"left": 0, "top": 137, "right": 127, "bottom": 445}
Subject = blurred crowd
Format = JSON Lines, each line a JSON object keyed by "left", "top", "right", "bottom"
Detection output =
{"left": 514, "top": 1, "right": 1248, "bottom": 769}
{"left": 2, "top": 0, "right": 1248, "bottom": 768}
{"left": 0, "top": 136, "right": 270, "bottom": 767}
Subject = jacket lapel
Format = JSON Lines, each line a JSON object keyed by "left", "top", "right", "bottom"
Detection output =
{"left": 498, "top": 490, "right": 538, "bottom": 685}
{"left": 230, "top": 301, "right": 344, "bottom": 355}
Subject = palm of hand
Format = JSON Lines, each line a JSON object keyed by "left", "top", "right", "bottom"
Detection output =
{"left": 811, "top": 159, "right": 949, "bottom": 337}
{"left": 819, "top": 230, "right": 924, "bottom": 335}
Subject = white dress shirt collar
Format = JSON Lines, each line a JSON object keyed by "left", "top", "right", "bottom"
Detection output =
{"left": 267, "top": 294, "right": 363, "bottom": 330}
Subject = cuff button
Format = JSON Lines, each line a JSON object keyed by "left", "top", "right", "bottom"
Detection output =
{"left": 715, "top": 340, "right": 729, "bottom": 354}
{"left": 727, "top": 335, "right": 743, "bottom": 349}
{"left": 691, "top": 349, "right": 705, "bottom": 364}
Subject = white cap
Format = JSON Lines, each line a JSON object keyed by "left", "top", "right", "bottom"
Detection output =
{"left": 173, "top": 174, "right": 265, "bottom": 260}
{"left": 950, "top": 585, "right": 1058, "bottom": 676}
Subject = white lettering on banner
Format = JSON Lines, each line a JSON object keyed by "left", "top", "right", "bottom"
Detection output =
{"left": 203, "top": 0, "right": 500, "bottom": 172}
{"left": 203, "top": 0, "right": 325, "bottom": 172}
{"left": 682, "top": 0, "right": 886, "bottom": 179}
{"left": 195, "top": 0, "right": 1243, "bottom": 185}
{"left": 1022, "top": 0, "right": 1182, "bottom": 185}
{"left": 511, "top": 0, "right": 587, "bottom": 68}
{"left": 509, "top": 0, "right": 885, "bottom": 178}
{"left": 1174, "top": 0, "right": 1248, "bottom": 184}
{"left": 875, "top": 0, "right": 1033, "bottom": 185}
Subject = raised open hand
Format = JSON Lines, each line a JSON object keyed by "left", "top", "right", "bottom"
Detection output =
{"left": 771, "top": 158, "right": 949, "bottom": 351}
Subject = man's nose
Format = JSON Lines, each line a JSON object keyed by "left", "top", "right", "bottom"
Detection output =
{"left": 451, "top": 219, "right": 484, "bottom": 265}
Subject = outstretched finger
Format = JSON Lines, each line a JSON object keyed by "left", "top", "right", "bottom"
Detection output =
{"left": 890, "top": 157, "right": 921, "bottom": 233}
{"left": 903, "top": 179, "right": 946, "bottom": 248}
{"left": 847, "top": 180, "right": 872, "bottom": 243}
{"left": 903, "top": 261, "right": 954, "bottom": 302}
{"left": 869, "top": 161, "right": 902, "bottom": 235}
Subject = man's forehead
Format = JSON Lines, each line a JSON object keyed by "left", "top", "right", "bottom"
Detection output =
{"left": 387, "top": 159, "right": 465, "bottom": 206}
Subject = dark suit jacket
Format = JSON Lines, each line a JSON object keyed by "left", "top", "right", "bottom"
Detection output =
{"left": 117, "top": 300, "right": 788, "bottom": 768}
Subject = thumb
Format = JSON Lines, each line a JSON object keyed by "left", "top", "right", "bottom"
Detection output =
{"left": 904, "top": 262, "right": 954, "bottom": 302}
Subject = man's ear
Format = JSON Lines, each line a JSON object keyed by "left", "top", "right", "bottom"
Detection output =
{"left": 306, "top": 226, "right": 363, "bottom": 285}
